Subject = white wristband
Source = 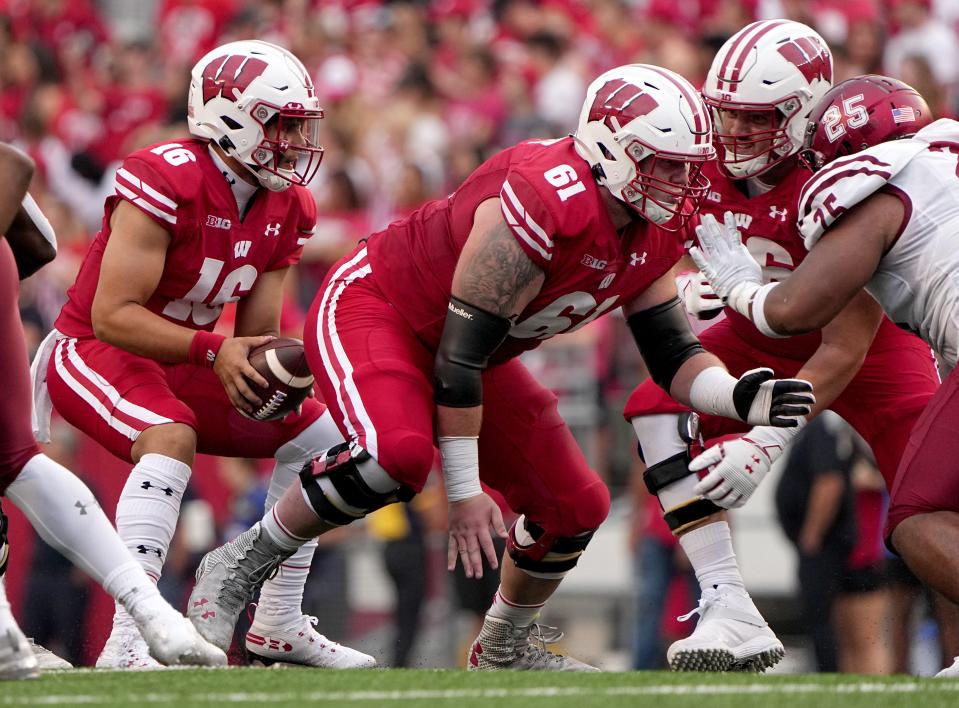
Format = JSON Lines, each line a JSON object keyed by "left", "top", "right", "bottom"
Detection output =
{"left": 744, "top": 418, "right": 806, "bottom": 459}
{"left": 438, "top": 436, "right": 483, "bottom": 502}
{"left": 688, "top": 366, "right": 739, "bottom": 420}
{"left": 725, "top": 280, "right": 760, "bottom": 318}
{"left": 21, "top": 192, "right": 57, "bottom": 251}
{"left": 751, "top": 282, "right": 786, "bottom": 339}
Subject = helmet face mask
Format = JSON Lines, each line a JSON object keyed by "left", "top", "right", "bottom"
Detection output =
{"left": 707, "top": 98, "right": 800, "bottom": 177}
{"left": 574, "top": 64, "right": 714, "bottom": 232}
{"left": 799, "top": 74, "right": 933, "bottom": 172}
{"left": 703, "top": 20, "right": 833, "bottom": 179}
{"left": 249, "top": 104, "right": 324, "bottom": 189}
{"left": 188, "top": 40, "right": 324, "bottom": 191}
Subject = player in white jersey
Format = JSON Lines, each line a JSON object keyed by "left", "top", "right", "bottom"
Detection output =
{"left": 688, "top": 75, "right": 959, "bottom": 677}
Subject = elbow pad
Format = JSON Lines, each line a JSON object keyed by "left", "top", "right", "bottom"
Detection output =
{"left": 434, "top": 296, "right": 511, "bottom": 407}
{"left": 628, "top": 297, "right": 705, "bottom": 391}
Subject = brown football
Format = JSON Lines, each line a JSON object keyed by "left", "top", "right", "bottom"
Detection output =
{"left": 244, "top": 337, "right": 315, "bottom": 422}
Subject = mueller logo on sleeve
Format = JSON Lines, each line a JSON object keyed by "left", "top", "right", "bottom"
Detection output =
{"left": 448, "top": 302, "right": 474, "bottom": 320}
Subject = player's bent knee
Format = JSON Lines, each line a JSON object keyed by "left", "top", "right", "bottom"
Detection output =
{"left": 132, "top": 422, "right": 197, "bottom": 465}
{"left": 507, "top": 514, "right": 598, "bottom": 580}
{"left": 299, "top": 442, "right": 415, "bottom": 527}
{"left": 645, "top": 448, "right": 721, "bottom": 535}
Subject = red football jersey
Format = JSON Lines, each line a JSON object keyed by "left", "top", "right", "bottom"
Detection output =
{"left": 366, "top": 137, "right": 687, "bottom": 362}
{"left": 56, "top": 139, "right": 316, "bottom": 338}
{"left": 698, "top": 159, "right": 822, "bottom": 357}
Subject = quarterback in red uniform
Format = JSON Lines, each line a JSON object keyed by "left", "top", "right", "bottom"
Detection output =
{"left": 187, "top": 64, "right": 813, "bottom": 671}
{"left": 624, "top": 21, "right": 939, "bottom": 672}
{"left": 34, "top": 41, "right": 373, "bottom": 669}
{"left": 0, "top": 143, "right": 225, "bottom": 677}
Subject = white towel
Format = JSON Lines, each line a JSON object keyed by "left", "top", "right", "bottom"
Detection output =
{"left": 30, "top": 328, "right": 62, "bottom": 443}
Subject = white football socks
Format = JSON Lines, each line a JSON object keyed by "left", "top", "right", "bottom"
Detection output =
{"left": 112, "top": 453, "right": 190, "bottom": 627}
{"left": 679, "top": 521, "right": 747, "bottom": 594}
{"left": 487, "top": 589, "right": 544, "bottom": 629}
{"left": 4, "top": 454, "right": 162, "bottom": 616}
{"left": 254, "top": 419, "right": 339, "bottom": 628}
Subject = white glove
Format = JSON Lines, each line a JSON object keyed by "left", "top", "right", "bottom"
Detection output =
{"left": 689, "top": 212, "right": 763, "bottom": 316}
{"left": 675, "top": 270, "right": 723, "bottom": 320}
{"left": 690, "top": 423, "right": 804, "bottom": 509}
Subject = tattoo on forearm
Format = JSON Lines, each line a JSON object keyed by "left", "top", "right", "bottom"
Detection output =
{"left": 459, "top": 221, "right": 543, "bottom": 317}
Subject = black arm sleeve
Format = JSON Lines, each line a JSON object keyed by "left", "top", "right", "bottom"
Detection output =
{"left": 627, "top": 297, "right": 706, "bottom": 392}
{"left": 434, "top": 296, "right": 512, "bottom": 408}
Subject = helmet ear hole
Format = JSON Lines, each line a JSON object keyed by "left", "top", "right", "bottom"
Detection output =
{"left": 221, "top": 115, "right": 243, "bottom": 130}
{"left": 598, "top": 143, "right": 615, "bottom": 160}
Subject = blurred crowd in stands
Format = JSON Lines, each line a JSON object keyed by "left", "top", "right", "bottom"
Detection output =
{"left": 4, "top": 0, "right": 959, "bottom": 670}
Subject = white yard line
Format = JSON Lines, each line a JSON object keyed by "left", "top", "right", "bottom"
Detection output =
{"left": 3, "top": 682, "right": 959, "bottom": 705}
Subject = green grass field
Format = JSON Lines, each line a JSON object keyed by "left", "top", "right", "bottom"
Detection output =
{"left": 2, "top": 669, "right": 958, "bottom": 708}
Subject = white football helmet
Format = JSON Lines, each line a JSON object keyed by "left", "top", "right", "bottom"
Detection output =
{"left": 574, "top": 64, "right": 714, "bottom": 231}
{"left": 188, "top": 40, "right": 324, "bottom": 191}
{"left": 703, "top": 20, "right": 832, "bottom": 179}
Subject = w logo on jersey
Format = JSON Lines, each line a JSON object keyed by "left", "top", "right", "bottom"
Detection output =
{"left": 234, "top": 240, "right": 252, "bottom": 258}
{"left": 588, "top": 80, "right": 658, "bottom": 131}
{"left": 777, "top": 37, "right": 831, "bottom": 85}
{"left": 202, "top": 55, "right": 268, "bottom": 104}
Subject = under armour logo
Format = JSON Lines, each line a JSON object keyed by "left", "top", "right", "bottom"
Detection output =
{"left": 136, "top": 544, "right": 163, "bottom": 558}
{"left": 769, "top": 205, "right": 789, "bottom": 222}
{"left": 630, "top": 251, "right": 647, "bottom": 266}
{"left": 75, "top": 500, "right": 99, "bottom": 515}
{"left": 193, "top": 597, "right": 216, "bottom": 619}
{"left": 264, "top": 222, "right": 281, "bottom": 237}
{"left": 141, "top": 481, "right": 175, "bottom": 496}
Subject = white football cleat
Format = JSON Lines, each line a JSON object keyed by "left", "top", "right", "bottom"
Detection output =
{"left": 131, "top": 598, "right": 227, "bottom": 668}
{"left": 936, "top": 656, "right": 959, "bottom": 678}
{"left": 96, "top": 620, "right": 161, "bottom": 670}
{"left": 667, "top": 586, "right": 784, "bottom": 672}
{"left": 188, "top": 523, "right": 291, "bottom": 652}
{"left": 246, "top": 615, "right": 376, "bottom": 668}
{"left": 467, "top": 616, "right": 599, "bottom": 672}
{"left": 0, "top": 626, "right": 39, "bottom": 680}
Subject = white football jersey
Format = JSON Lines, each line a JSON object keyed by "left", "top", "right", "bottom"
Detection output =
{"left": 798, "top": 119, "right": 959, "bottom": 366}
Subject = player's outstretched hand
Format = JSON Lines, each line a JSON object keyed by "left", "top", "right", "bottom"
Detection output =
{"left": 689, "top": 211, "right": 762, "bottom": 302}
{"left": 690, "top": 436, "right": 775, "bottom": 509}
{"left": 732, "top": 367, "right": 814, "bottom": 427}
{"left": 676, "top": 270, "right": 724, "bottom": 320}
{"left": 447, "top": 492, "right": 508, "bottom": 580}
{"left": 214, "top": 335, "right": 274, "bottom": 414}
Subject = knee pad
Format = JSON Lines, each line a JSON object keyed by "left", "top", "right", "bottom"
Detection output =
{"left": 642, "top": 413, "right": 721, "bottom": 535}
{"left": 299, "top": 442, "right": 415, "bottom": 526}
{"left": 0, "top": 508, "right": 8, "bottom": 577}
{"left": 506, "top": 515, "right": 596, "bottom": 580}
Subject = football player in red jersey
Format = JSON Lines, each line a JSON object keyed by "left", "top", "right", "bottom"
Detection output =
{"left": 0, "top": 143, "right": 226, "bottom": 678}
{"left": 624, "top": 22, "right": 941, "bottom": 673}
{"left": 186, "top": 63, "right": 813, "bottom": 671}
{"left": 34, "top": 41, "right": 374, "bottom": 669}
{"left": 691, "top": 75, "right": 959, "bottom": 678}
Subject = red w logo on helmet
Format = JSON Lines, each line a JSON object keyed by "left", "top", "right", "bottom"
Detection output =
{"left": 202, "top": 55, "right": 269, "bottom": 104}
{"left": 777, "top": 37, "right": 831, "bottom": 85}
{"left": 588, "top": 79, "right": 659, "bottom": 131}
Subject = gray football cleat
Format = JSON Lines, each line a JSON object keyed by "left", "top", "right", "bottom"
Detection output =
{"left": 188, "top": 523, "right": 292, "bottom": 651}
{"left": 467, "top": 616, "right": 598, "bottom": 672}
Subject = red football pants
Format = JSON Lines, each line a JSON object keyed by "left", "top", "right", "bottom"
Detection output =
{"left": 304, "top": 247, "right": 610, "bottom": 537}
